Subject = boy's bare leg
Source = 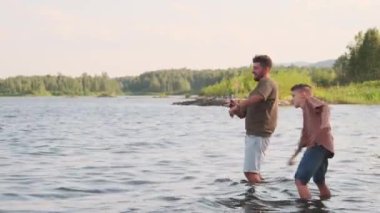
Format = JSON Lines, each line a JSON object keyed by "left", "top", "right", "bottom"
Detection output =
{"left": 244, "top": 172, "right": 262, "bottom": 183}
{"left": 317, "top": 182, "right": 331, "bottom": 199}
{"left": 295, "top": 179, "right": 311, "bottom": 200}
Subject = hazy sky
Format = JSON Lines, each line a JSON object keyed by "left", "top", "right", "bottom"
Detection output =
{"left": 0, "top": 0, "right": 379, "bottom": 78}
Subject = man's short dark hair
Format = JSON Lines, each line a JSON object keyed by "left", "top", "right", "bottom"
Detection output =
{"left": 253, "top": 55, "right": 272, "bottom": 69}
{"left": 291, "top": 84, "right": 312, "bottom": 91}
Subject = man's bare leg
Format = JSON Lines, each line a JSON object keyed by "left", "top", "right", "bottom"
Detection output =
{"left": 244, "top": 172, "right": 262, "bottom": 183}
{"left": 295, "top": 179, "right": 311, "bottom": 200}
{"left": 317, "top": 182, "right": 331, "bottom": 199}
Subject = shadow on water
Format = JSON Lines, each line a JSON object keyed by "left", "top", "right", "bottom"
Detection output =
{"left": 215, "top": 180, "right": 329, "bottom": 213}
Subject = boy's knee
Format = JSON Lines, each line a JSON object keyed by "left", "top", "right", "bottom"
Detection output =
{"left": 295, "top": 178, "right": 307, "bottom": 186}
{"left": 295, "top": 170, "right": 312, "bottom": 185}
{"left": 313, "top": 176, "right": 325, "bottom": 185}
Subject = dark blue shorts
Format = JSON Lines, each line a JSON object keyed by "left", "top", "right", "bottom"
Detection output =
{"left": 295, "top": 145, "right": 331, "bottom": 185}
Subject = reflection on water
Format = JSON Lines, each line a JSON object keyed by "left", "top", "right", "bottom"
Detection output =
{"left": 0, "top": 97, "right": 379, "bottom": 212}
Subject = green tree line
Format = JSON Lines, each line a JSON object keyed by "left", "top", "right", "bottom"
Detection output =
{"left": 1, "top": 28, "right": 379, "bottom": 103}
{"left": 0, "top": 72, "right": 122, "bottom": 96}
{"left": 118, "top": 68, "right": 239, "bottom": 95}
{"left": 334, "top": 27, "right": 380, "bottom": 83}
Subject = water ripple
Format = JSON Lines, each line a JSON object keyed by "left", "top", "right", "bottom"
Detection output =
{"left": 0, "top": 97, "right": 379, "bottom": 212}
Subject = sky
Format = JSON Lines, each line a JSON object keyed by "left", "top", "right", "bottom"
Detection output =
{"left": 0, "top": 0, "right": 379, "bottom": 78}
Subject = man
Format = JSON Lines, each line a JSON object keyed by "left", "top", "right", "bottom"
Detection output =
{"left": 228, "top": 55, "right": 278, "bottom": 184}
{"left": 288, "top": 84, "right": 334, "bottom": 200}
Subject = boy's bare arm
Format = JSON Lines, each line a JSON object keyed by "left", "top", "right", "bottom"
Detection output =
{"left": 288, "top": 129, "right": 306, "bottom": 165}
{"left": 288, "top": 141, "right": 303, "bottom": 165}
{"left": 320, "top": 105, "right": 331, "bottom": 129}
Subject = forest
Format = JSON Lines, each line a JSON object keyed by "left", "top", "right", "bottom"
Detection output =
{"left": 1, "top": 28, "right": 379, "bottom": 103}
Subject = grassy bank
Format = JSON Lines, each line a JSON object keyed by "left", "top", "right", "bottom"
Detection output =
{"left": 314, "top": 81, "right": 380, "bottom": 104}
{"left": 201, "top": 68, "right": 380, "bottom": 104}
{"left": 200, "top": 68, "right": 313, "bottom": 99}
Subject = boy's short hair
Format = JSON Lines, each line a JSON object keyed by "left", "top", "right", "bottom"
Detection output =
{"left": 291, "top": 84, "right": 312, "bottom": 92}
{"left": 253, "top": 55, "right": 272, "bottom": 69}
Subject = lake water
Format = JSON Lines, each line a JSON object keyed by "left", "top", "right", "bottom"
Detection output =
{"left": 0, "top": 96, "right": 379, "bottom": 212}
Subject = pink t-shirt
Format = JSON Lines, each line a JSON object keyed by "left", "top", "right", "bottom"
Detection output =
{"left": 300, "top": 97, "right": 334, "bottom": 156}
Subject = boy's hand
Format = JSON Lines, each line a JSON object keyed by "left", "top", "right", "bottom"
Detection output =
{"left": 288, "top": 146, "right": 302, "bottom": 166}
{"left": 288, "top": 156, "right": 296, "bottom": 165}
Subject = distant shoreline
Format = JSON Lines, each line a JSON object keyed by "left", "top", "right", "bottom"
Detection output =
{"left": 1, "top": 94, "right": 379, "bottom": 105}
{"left": 172, "top": 97, "right": 293, "bottom": 106}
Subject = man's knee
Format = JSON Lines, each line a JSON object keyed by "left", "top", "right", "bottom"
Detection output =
{"left": 244, "top": 172, "right": 261, "bottom": 183}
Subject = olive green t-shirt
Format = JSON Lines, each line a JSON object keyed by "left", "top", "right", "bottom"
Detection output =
{"left": 245, "top": 78, "right": 278, "bottom": 137}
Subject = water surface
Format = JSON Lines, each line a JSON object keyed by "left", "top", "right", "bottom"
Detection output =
{"left": 0, "top": 97, "right": 379, "bottom": 212}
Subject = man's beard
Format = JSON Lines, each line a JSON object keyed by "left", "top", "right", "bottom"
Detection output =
{"left": 254, "top": 75, "right": 261, "bottom": 81}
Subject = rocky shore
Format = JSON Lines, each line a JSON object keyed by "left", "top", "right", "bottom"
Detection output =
{"left": 173, "top": 97, "right": 227, "bottom": 106}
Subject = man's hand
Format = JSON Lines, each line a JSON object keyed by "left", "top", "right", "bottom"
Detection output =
{"left": 224, "top": 99, "right": 237, "bottom": 108}
{"left": 225, "top": 99, "right": 238, "bottom": 118}
{"left": 228, "top": 108, "right": 234, "bottom": 118}
{"left": 226, "top": 99, "right": 247, "bottom": 119}
{"left": 228, "top": 105, "right": 240, "bottom": 118}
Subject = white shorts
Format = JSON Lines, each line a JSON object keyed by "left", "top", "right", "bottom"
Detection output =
{"left": 244, "top": 134, "right": 270, "bottom": 173}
